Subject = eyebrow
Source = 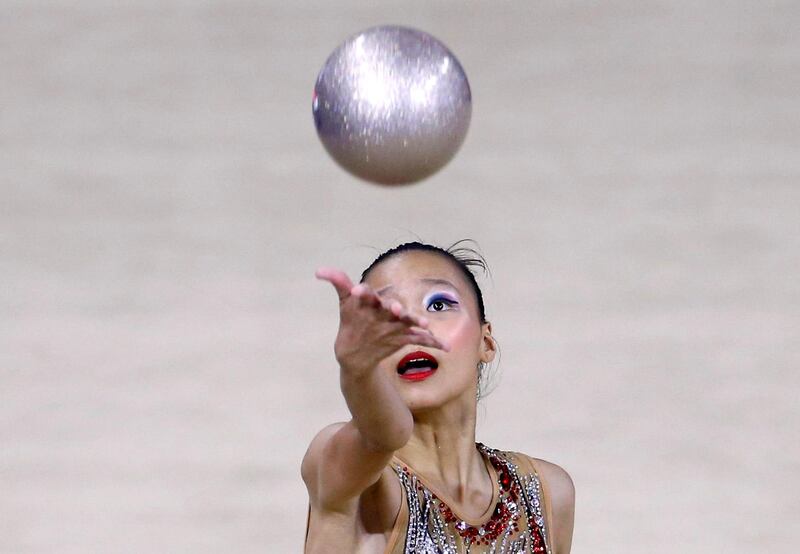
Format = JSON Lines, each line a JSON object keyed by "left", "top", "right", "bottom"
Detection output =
{"left": 375, "top": 278, "right": 461, "bottom": 296}
{"left": 421, "top": 278, "right": 460, "bottom": 290}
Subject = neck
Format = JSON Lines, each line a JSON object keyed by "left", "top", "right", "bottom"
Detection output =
{"left": 396, "top": 392, "right": 484, "bottom": 503}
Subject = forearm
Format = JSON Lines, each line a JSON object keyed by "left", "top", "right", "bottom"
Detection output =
{"left": 340, "top": 367, "right": 412, "bottom": 452}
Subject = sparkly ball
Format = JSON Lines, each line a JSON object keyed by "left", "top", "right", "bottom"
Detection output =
{"left": 312, "top": 26, "right": 472, "bottom": 185}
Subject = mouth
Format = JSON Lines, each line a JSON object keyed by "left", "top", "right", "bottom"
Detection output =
{"left": 397, "top": 351, "right": 439, "bottom": 381}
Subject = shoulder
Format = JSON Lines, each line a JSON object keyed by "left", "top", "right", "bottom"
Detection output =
{"left": 300, "top": 422, "right": 346, "bottom": 495}
{"left": 302, "top": 422, "right": 402, "bottom": 547}
{"left": 495, "top": 449, "right": 573, "bottom": 497}
{"left": 527, "top": 456, "right": 575, "bottom": 504}
{"left": 301, "top": 422, "right": 401, "bottom": 511}
{"left": 517, "top": 453, "right": 575, "bottom": 554}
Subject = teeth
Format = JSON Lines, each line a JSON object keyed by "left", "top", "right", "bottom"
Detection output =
{"left": 398, "top": 357, "right": 438, "bottom": 374}
{"left": 403, "top": 366, "right": 433, "bottom": 375}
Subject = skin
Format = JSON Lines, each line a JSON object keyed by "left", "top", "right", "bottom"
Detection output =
{"left": 302, "top": 250, "right": 575, "bottom": 553}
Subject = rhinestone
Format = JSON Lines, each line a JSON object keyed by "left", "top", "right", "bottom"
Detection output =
{"left": 389, "top": 444, "right": 551, "bottom": 554}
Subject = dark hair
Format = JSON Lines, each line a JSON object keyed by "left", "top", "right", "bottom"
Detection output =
{"left": 359, "top": 240, "right": 489, "bottom": 323}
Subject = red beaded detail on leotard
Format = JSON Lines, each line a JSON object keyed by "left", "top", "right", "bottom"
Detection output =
{"left": 393, "top": 444, "right": 551, "bottom": 553}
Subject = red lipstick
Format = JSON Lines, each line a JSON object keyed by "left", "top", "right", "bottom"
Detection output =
{"left": 397, "top": 351, "right": 439, "bottom": 382}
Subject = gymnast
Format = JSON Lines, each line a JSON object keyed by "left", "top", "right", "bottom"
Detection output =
{"left": 303, "top": 241, "right": 575, "bottom": 553}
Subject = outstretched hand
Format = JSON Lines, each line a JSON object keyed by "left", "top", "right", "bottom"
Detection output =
{"left": 316, "top": 267, "right": 449, "bottom": 375}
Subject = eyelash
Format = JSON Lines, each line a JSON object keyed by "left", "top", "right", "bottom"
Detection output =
{"left": 426, "top": 294, "right": 458, "bottom": 311}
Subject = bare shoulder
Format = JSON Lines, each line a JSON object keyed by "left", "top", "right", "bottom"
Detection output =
{"left": 301, "top": 421, "right": 400, "bottom": 517}
{"left": 528, "top": 457, "right": 575, "bottom": 504}
{"left": 300, "top": 422, "right": 346, "bottom": 498}
{"left": 521, "top": 455, "right": 575, "bottom": 554}
{"left": 301, "top": 422, "right": 402, "bottom": 552}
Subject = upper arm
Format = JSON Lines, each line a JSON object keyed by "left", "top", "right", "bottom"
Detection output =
{"left": 301, "top": 420, "right": 399, "bottom": 513}
{"left": 530, "top": 458, "right": 575, "bottom": 554}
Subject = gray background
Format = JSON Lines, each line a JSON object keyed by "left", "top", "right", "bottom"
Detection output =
{"left": 2, "top": 1, "right": 798, "bottom": 552}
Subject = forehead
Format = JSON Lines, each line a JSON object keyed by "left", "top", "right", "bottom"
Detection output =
{"left": 363, "top": 250, "right": 469, "bottom": 290}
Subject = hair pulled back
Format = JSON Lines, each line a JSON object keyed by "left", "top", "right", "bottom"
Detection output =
{"left": 359, "top": 240, "right": 489, "bottom": 324}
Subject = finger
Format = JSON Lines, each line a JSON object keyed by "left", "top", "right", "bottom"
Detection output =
{"left": 401, "top": 314, "right": 429, "bottom": 329}
{"left": 351, "top": 284, "right": 383, "bottom": 309}
{"left": 405, "top": 328, "right": 450, "bottom": 352}
{"left": 315, "top": 267, "right": 354, "bottom": 301}
{"left": 388, "top": 300, "right": 404, "bottom": 318}
{"left": 405, "top": 334, "right": 450, "bottom": 352}
{"left": 388, "top": 302, "right": 428, "bottom": 329}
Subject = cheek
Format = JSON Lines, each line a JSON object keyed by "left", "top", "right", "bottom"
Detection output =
{"left": 438, "top": 316, "right": 481, "bottom": 351}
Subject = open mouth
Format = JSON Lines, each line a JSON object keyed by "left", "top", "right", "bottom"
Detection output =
{"left": 397, "top": 351, "right": 439, "bottom": 381}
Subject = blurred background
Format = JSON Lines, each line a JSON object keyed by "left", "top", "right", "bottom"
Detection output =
{"left": 2, "top": 1, "right": 798, "bottom": 552}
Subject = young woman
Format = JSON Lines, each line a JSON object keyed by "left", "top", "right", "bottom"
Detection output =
{"left": 303, "top": 242, "right": 575, "bottom": 553}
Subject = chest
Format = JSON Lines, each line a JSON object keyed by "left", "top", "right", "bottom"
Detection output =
{"left": 393, "top": 447, "right": 551, "bottom": 554}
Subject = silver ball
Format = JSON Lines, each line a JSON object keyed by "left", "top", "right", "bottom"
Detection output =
{"left": 313, "top": 26, "right": 472, "bottom": 185}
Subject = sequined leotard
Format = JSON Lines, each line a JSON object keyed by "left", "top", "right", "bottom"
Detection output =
{"left": 385, "top": 444, "right": 554, "bottom": 554}
{"left": 304, "top": 443, "right": 554, "bottom": 554}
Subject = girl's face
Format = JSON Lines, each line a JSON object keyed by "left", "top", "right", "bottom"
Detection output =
{"left": 363, "top": 250, "right": 495, "bottom": 412}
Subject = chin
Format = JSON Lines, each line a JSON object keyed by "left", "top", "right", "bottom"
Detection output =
{"left": 403, "top": 388, "right": 472, "bottom": 414}
{"left": 401, "top": 389, "right": 444, "bottom": 412}
{"left": 404, "top": 395, "right": 438, "bottom": 412}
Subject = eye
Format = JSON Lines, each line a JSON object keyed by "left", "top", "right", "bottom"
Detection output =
{"left": 426, "top": 294, "right": 458, "bottom": 312}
